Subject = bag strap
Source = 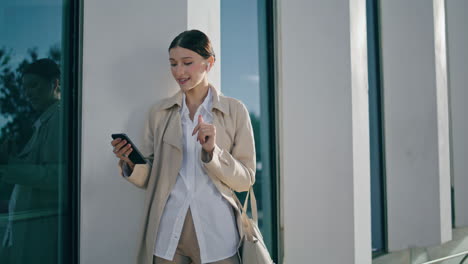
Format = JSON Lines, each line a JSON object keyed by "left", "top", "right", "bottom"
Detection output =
{"left": 240, "top": 187, "right": 258, "bottom": 225}
{"left": 231, "top": 187, "right": 258, "bottom": 226}
{"left": 232, "top": 187, "right": 258, "bottom": 241}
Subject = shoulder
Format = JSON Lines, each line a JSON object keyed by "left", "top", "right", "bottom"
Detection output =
{"left": 217, "top": 94, "right": 251, "bottom": 127}
{"left": 152, "top": 93, "right": 178, "bottom": 111}
{"left": 43, "top": 104, "right": 62, "bottom": 130}
{"left": 141, "top": 97, "right": 178, "bottom": 132}
{"left": 218, "top": 94, "right": 249, "bottom": 116}
{"left": 147, "top": 92, "right": 180, "bottom": 117}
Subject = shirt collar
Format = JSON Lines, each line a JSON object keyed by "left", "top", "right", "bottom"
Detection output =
{"left": 158, "top": 84, "right": 229, "bottom": 115}
{"left": 181, "top": 86, "right": 213, "bottom": 118}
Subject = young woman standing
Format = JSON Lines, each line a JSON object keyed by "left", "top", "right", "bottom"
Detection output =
{"left": 111, "top": 30, "right": 256, "bottom": 264}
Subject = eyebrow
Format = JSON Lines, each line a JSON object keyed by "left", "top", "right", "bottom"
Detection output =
{"left": 169, "top": 57, "right": 193, "bottom": 60}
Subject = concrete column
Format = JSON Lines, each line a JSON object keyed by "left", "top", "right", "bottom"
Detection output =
{"left": 277, "top": 0, "right": 371, "bottom": 263}
{"left": 380, "top": 0, "right": 452, "bottom": 251}
{"left": 446, "top": 0, "right": 468, "bottom": 228}
{"left": 80, "top": 1, "right": 220, "bottom": 263}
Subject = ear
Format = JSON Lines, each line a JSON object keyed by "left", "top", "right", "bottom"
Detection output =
{"left": 206, "top": 56, "right": 215, "bottom": 72}
{"left": 53, "top": 78, "right": 60, "bottom": 95}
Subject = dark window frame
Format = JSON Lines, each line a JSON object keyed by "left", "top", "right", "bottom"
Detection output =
{"left": 258, "top": 0, "right": 281, "bottom": 262}
{"left": 61, "top": 0, "right": 82, "bottom": 263}
{"left": 367, "top": 0, "right": 388, "bottom": 258}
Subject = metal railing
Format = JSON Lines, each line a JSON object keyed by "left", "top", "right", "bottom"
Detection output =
{"left": 0, "top": 209, "right": 58, "bottom": 222}
{"left": 421, "top": 250, "right": 468, "bottom": 264}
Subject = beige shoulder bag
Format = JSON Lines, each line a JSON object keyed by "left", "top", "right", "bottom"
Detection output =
{"left": 234, "top": 187, "right": 275, "bottom": 264}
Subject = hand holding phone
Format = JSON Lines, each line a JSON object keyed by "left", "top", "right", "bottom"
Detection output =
{"left": 111, "top": 133, "right": 147, "bottom": 165}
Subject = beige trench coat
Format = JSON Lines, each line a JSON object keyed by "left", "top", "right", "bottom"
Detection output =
{"left": 117, "top": 86, "right": 256, "bottom": 264}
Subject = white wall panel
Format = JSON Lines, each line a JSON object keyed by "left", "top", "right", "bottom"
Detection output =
{"left": 278, "top": 0, "right": 371, "bottom": 263}
{"left": 81, "top": 1, "right": 220, "bottom": 263}
{"left": 447, "top": 0, "right": 468, "bottom": 228}
{"left": 380, "top": 0, "right": 452, "bottom": 251}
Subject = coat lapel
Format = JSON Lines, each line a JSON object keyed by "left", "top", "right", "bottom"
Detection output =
{"left": 212, "top": 111, "right": 227, "bottom": 149}
{"left": 162, "top": 110, "right": 182, "bottom": 152}
{"left": 160, "top": 90, "right": 183, "bottom": 152}
{"left": 160, "top": 85, "right": 231, "bottom": 153}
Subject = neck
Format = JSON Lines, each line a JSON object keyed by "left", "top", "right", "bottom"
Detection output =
{"left": 36, "top": 98, "right": 59, "bottom": 113}
{"left": 184, "top": 79, "right": 210, "bottom": 108}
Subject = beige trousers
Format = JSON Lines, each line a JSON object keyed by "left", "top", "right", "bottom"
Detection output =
{"left": 153, "top": 209, "right": 240, "bottom": 264}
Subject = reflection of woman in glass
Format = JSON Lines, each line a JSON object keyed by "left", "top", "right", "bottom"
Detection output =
{"left": 111, "top": 30, "right": 256, "bottom": 264}
{"left": 0, "top": 58, "right": 61, "bottom": 264}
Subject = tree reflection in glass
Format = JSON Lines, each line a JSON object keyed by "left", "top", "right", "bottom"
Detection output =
{"left": 0, "top": 55, "right": 62, "bottom": 263}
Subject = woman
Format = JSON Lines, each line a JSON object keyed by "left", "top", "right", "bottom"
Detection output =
{"left": 111, "top": 30, "right": 256, "bottom": 264}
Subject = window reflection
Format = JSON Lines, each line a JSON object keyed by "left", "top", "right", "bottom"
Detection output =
{"left": 221, "top": 0, "right": 277, "bottom": 258}
{"left": 0, "top": 1, "right": 66, "bottom": 263}
{"left": 0, "top": 57, "right": 62, "bottom": 263}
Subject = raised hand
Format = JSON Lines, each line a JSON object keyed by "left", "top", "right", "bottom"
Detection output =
{"left": 192, "top": 115, "right": 216, "bottom": 153}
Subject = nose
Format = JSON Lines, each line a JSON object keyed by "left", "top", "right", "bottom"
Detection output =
{"left": 175, "top": 64, "right": 184, "bottom": 77}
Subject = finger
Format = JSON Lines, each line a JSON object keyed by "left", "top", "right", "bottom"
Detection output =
{"left": 117, "top": 143, "right": 131, "bottom": 157}
{"left": 199, "top": 130, "right": 211, "bottom": 145}
{"left": 203, "top": 127, "right": 213, "bottom": 134}
{"left": 111, "top": 138, "right": 122, "bottom": 147}
{"left": 123, "top": 147, "right": 133, "bottom": 162}
{"left": 198, "top": 115, "right": 204, "bottom": 124}
{"left": 192, "top": 124, "right": 200, "bottom": 136}
{"left": 194, "top": 123, "right": 211, "bottom": 136}
{"left": 197, "top": 130, "right": 204, "bottom": 144}
{"left": 114, "top": 139, "right": 127, "bottom": 152}
{"left": 199, "top": 129, "right": 207, "bottom": 140}
{"left": 124, "top": 147, "right": 133, "bottom": 156}
{"left": 203, "top": 127, "right": 216, "bottom": 145}
{"left": 201, "top": 127, "right": 214, "bottom": 136}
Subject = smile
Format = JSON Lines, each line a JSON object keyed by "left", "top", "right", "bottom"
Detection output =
{"left": 178, "top": 78, "right": 190, "bottom": 85}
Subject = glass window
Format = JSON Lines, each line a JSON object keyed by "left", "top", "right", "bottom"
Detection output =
{"left": 367, "top": 0, "right": 387, "bottom": 256}
{"left": 221, "top": 0, "right": 278, "bottom": 262}
{"left": 0, "top": 0, "right": 79, "bottom": 263}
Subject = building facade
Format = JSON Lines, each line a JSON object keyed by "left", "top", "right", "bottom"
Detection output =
{"left": 0, "top": 0, "right": 467, "bottom": 263}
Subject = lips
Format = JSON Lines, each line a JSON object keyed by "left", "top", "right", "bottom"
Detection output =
{"left": 178, "top": 78, "right": 190, "bottom": 85}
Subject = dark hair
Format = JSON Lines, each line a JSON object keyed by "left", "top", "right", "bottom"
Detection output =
{"left": 23, "top": 58, "right": 61, "bottom": 83}
{"left": 168, "top": 30, "right": 215, "bottom": 60}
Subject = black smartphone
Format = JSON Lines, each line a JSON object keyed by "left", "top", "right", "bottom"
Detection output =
{"left": 111, "top": 133, "right": 147, "bottom": 164}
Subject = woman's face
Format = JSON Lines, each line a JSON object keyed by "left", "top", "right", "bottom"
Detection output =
{"left": 169, "top": 47, "right": 212, "bottom": 93}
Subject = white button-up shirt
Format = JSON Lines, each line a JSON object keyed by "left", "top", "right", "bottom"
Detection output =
{"left": 154, "top": 87, "right": 239, "bottom": 263}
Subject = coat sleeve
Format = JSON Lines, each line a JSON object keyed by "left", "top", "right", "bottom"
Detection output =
{"left": 117, "top": 108, "right": 155, "bottom": 189}
{"left": 202, "top": 101, "right": 256, "bottom": 192}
